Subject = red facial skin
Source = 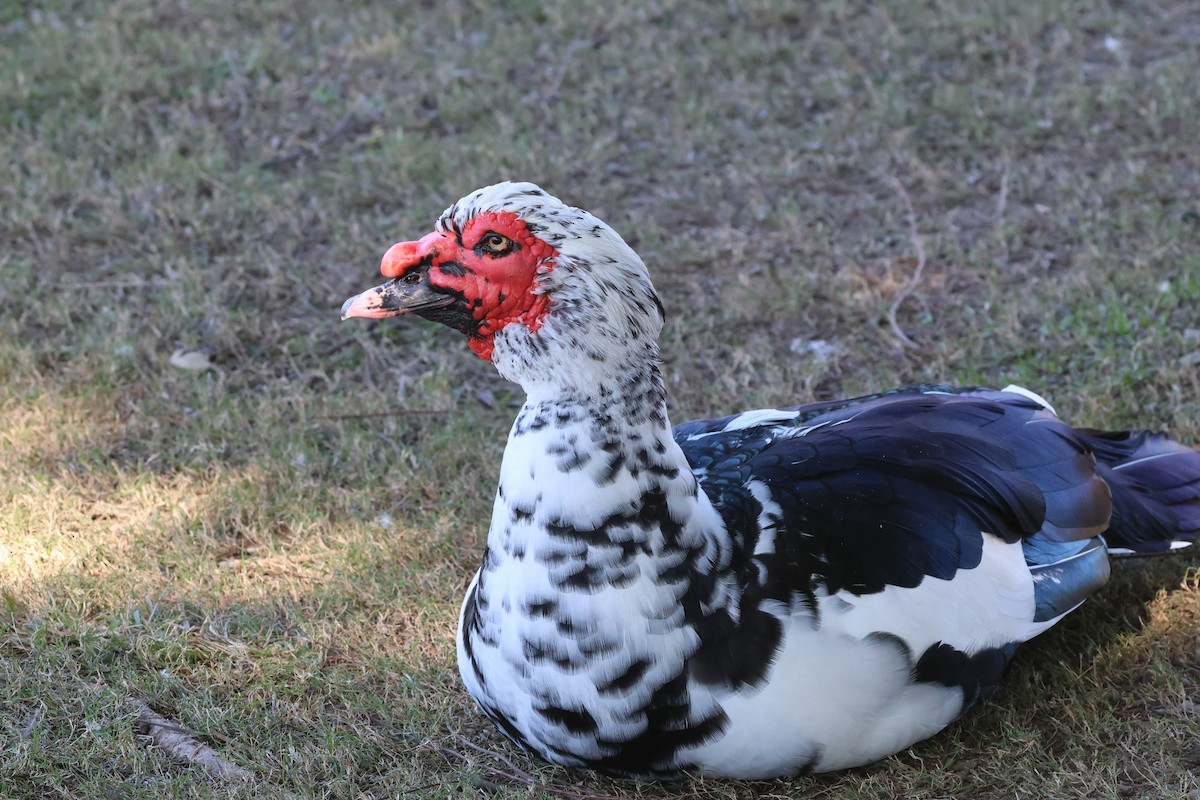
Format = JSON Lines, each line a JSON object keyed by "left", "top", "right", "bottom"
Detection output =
{"left": 380, "top": 211, "right": 557, "bottom": 361}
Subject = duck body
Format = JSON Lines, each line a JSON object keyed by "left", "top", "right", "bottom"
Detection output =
{"left": 456, "top": 380, "right": 1124, "bottom": 778}
{"left": 341, "top": 182, "right": 1200, "bottom": 778}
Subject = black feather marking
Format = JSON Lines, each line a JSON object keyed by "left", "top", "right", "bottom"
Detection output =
{"left": 522, "top": 637, "right": 580, "bottom": 671}
{"left": 460, "top": 580, "right": 486, "bottom": 687}
{"left": 510, "top": 502, "right": 535, "bottom": 523}
{"left": 480, "top": 702, "right": 533, "bottom": 751}
{"left": 688, "top": 605, "right": 784, "bottom": 689}
{"left": 598, "top": 450, "right": 627, "bottom": 485}
{"left": 913, "top": 641, "right": 1019, "bottom": 711}
{"left": 538, "top": 705, "right": 598, "bottom": 734}
{"left": 587, "top": 672, "right": 728, "bottom": 777}
{"left": 598, "top": 659, "right": 652, "bottom": 694}
{"left": 525, "top": 599, "right": 556, "bottom": 618}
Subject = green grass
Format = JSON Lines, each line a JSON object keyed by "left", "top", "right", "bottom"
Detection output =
{"left": 2, "top": 0, "right": 1199, "bottom": 797}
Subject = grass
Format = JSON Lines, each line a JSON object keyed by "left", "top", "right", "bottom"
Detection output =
{"left": 1, "top": 0, "right": 1199, "bottom": 797}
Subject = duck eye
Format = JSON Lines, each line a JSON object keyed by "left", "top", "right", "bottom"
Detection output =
{"left": 401, "top": 271, "right": 421, "bottom": 284}
{"left": 478, "top": 232, "right": 513, "bottom": 255}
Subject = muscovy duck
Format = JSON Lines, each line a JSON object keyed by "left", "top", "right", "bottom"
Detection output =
{"left": 341, "top": 182, "right": 1200, "bottom": 779}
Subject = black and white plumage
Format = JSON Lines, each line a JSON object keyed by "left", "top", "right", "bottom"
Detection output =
{"left": 341, "top": 182, "right": 1200, "bottom": 779}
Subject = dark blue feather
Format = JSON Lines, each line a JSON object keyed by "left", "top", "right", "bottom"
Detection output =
{"left": 676, "top": 388, "right": 1108, "bottom": 598}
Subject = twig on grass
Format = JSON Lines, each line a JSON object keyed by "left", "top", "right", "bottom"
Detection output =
{"left": 261, "top": 112, "right": 360, "bottom": 171}
{"left": 885, "top": 177, "right": 927, "bottom": 349}
{"left": 995, "top": 163, "right": 1011, "bottom": 221}
{"left": 134, "top": 702, "right": 251, "bottom": 782}
{"left": 429, "top": 733, "right": 632, "bottom": 800}
{"left": 19, "top": 706, "right": 44, "bottom": 741}
{"left": 315, "top": 409, "right": 449, "bottom": 421}
{"left": 222, "top": 49, "right": 250, "bottom": 135}
{"left": 398, "top": 780, "right": 451, "bottom": 796}
{"left": 452, "top": 733, "right": 537, "bottom": 784}
{"left": 540, "top": 38, "right": 587, "bottom": 108}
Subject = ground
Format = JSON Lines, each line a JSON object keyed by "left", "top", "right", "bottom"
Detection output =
{"left": 1, "top": 1, "right": 1198, "bottom": 798}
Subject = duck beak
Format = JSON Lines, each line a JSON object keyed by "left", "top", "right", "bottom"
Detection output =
{"left": 340, "top": 277, "right": 456, "bottom": 320}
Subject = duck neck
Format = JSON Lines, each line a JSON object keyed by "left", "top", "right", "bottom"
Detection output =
{"left": 483, "top": 359, "right": 711, "bottom": 600}
{"left": 460, "top": 361, "right": 730, "bottom": 775}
